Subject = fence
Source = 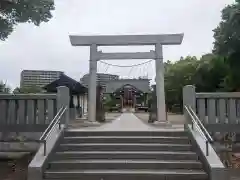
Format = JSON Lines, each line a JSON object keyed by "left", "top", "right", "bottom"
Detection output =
{"left": 183, "top": 85, "right": 240, "bottom": 132}
{"left": 0, "top": 86, "right": 70, "bottom": 132}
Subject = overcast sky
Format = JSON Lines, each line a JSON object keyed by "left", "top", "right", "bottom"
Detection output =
{"left": 0, "top": 0, "right": 235, "bottom": 88}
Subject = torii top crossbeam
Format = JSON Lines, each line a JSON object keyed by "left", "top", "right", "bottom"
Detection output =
{"left": 69, "top": 34, "right": 184, "bottom": 46}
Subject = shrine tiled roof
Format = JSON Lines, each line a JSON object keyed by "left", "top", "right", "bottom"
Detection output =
{"left": 105, "top": 79, "right": 150, "bottom": 93}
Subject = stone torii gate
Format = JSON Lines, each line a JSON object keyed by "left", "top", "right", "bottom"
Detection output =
{"left": 69, "top": 34, "right": 184, "bottom": 123}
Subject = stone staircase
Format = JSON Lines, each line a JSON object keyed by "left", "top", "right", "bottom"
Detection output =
{"left": 43, "top": 130, "right": 208, "bottom": 180}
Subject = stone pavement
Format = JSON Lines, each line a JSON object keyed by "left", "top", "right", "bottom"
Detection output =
{"left": 68, "top": 113, "right": 122, "bottom": 129}
{"left": 100, "top": 113, "right": 151, "bottom": 131}
{"left": 73, "top": 113, "right": 184, "bottom": 131}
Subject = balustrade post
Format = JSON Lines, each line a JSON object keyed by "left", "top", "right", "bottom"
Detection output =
{"left": 183, "top": 85, "right": 196, "bottom": 116}
{"left": 57, "top": 86, "right": 70, "bottom": 125}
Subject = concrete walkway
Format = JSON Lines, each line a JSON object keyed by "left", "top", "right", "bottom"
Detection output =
{"left": 100, "top": 113, "right": 151, "bottom": 131}
{"left": 73, "top": 113, "right": 184, "bottom": 131}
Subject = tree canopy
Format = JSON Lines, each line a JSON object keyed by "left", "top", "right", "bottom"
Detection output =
{"left": 213, "top": 0, "right": 240, "bottom": 90}
{"left": 164, "top": 0, "right": 240, "bottom": 112}
{"left": 13, "top": 85, "right": 43, "bottom": 94}
{"left": 164, "top": 54, "right": 229, "bottom": 113}
{"left": 0, "top": 0, "right": 54, "bottom": 40}
{"left": 0, "top": 81, "right": 10, "bottom": 93}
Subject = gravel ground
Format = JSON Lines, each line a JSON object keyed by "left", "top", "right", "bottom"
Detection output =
{"left": 134, "top": 112, "right": 186, "bottom": 125}
{"left": 0, "top": 153, "right": 33, "bottom": 180}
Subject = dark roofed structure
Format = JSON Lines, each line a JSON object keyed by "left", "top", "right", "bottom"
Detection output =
{"left": 44, "top": 74, "right": 87, "bottom": 109}
{"left": 43, "top": 74, "right": 87, "bottom": 95}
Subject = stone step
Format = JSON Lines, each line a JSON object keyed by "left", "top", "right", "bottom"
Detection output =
{"left": 64, "top": 130, "right": 187, "bottom": 137}
{"left": 44, "top": 169, "right": 208, "bottom": 180}
{"left": 48, "top": 159, "right": 203, "bottom": 170}
{"left": 58, "top": 143, "right": 192, "bottom": 152}
{"left": 63, "top": 136, "right": 190, "bottom": 144}
{"left": 52, "top": 151, "right": 198, "bottom": 161}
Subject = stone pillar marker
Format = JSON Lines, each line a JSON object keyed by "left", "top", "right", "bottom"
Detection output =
{"left": 154, "top": 43, "right": 167, "bottom": 122}
{"left": 88, "top": 44, "right": 98, "bottom": 123}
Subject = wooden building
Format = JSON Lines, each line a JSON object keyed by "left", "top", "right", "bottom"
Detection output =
{"left": 105, "top": 79, "right": 150, "bottom": 111}
{"left": 43, "top": 74, "right": 87, "bottom": 117}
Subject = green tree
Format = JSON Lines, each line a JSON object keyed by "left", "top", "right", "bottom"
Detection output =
{"left": 164, "top": 56, "right": 199, "bottom": 112}
{"left": 0, "top": 81, "right": 11, "bottom": 93}
{"left": 213, "top": 0, "right": 240, "bottom": 90}
{"left": 194, "top": 54, "right": 229, "bottom": 92}
{"left": 13, "top": 86, "right": 42, "bottom": 93}
{"left": 0, "top": 0, "right": 54, "bottom": 40}
{"left": 164, "top": 55, "right": 229, "bottom": 112}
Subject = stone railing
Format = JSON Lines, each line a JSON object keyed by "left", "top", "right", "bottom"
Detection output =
{"left": 183, "top": 85, "right": 240, "bottom": 132}
{"left": 0, "top": 86, "right": 69, "bottom": 132}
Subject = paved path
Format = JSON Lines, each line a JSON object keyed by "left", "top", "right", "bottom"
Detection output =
{"left": 73, "top": 113, "right": 184, "bottom": 131}
{"left": 100, "top": 113, "right": 151, "bottom": 131}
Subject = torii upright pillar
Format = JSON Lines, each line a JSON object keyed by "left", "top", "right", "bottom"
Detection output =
{"left": 155, "top": 43, "right": 166, "bottom": 122}
{"left": 88, "top": 44, "right": 98, "bottom": 122}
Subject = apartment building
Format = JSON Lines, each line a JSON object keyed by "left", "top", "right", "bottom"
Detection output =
{"left": 20, "top": 70, "right": 64, "bottom": 88}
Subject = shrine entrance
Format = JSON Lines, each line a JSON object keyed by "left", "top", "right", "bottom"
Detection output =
{"left": 115, "top": 84, "right": 138, "bottom": 109}
{"left": 69, "top": 34, "right": 184, "bottom": 123}
{"left": 122, "top": 85, "right": 135, "bottom": 108}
